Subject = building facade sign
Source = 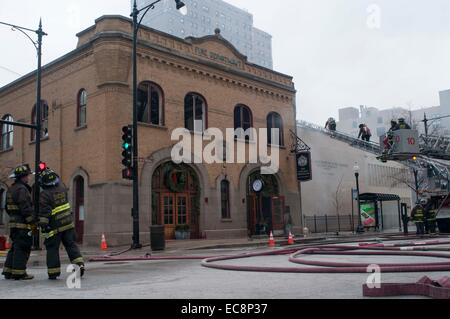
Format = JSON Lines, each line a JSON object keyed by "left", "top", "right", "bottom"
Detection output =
{"left": 296, "top": 152, "right": 312, "bottom": 182}
{"left": 194, "top": 47, "right": 242, "bottom": 68}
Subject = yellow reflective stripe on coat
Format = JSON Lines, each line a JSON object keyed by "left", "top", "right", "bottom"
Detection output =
{"left": 51, "top": 203, "right": 71, "bottom": 216}
{"left": 55, "top": 211, "right": 72, "bottom": 221}
{"left": 7, "top": 205, "right": 19, "bottom": 210}
{"left": 45, "top": 223, "right": 75, "bottom": 239}
{"left": 9, "top": 223, "right": 32, "bottom": 230}
{"left": 25, "top": 216, "right": 34, "bottom": 223}
{"left": 39, "top": 217, "right": 50, "bottom": 225}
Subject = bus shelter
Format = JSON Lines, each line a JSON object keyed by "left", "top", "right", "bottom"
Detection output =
{"left": 358, "top": 193, "right": 402, "bottom": 231}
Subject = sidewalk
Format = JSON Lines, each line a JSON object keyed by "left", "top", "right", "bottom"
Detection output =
{"left": 0, "top": 228, "right": 430, "bottom": 262}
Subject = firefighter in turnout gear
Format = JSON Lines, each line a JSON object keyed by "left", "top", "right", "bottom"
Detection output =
{"left": 398, "top": 118, "right": 411, "bottom": 130}
{"left": 2, "top": 164, "right": 35, "bottom": 280}
{"left": 38, "top": 168, "right": 84, "bottom": 280}
{"left": 425, "top": 208, "right": 437, "bottom": 234}
{"left": 411, "top": 199, "right": 426, "bottom": 235}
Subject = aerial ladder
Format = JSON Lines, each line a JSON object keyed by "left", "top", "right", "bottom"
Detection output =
{"left": 298, "top": 120, "right": 450, "bottom": 232}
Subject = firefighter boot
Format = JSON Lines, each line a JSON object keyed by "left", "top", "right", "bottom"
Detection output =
{"left": 13, "top": 273, "right": 34, "bottom": 280}
{"left": 2, "top": 271, "right": 12, "bottom": 280}
{"left": 78, "top": 263, "right": 85, "bottom": 278}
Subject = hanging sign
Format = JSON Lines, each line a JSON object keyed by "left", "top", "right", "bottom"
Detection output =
{"left": 296, "top": 151, "right": 312, "bottom": 182}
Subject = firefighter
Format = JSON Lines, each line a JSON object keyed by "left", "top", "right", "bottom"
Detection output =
{"left": 1, "top": 164, "right": 35, "bottom": 280}
{"left": 389, "top": 120, "right": 399, "bottom": 132}
{"left": 358, "top": 124, "right": 372, "bottom": 142}
{"left": 325, "top": 117, "right": 337, "bottom": 131}
{"left": 398, "top": 118, "right": 411, "bottom": 130}
{"left": 37, "top": 168, "right": 85, "bottom": 280}
{"left": 425, "top": 208, "right": 437, "bottom": 234}
{"left": 411, "top": 199, "right": 426, "bottom": 235}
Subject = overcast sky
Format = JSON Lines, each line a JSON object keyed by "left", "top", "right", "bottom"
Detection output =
{"left": 1, "top": 0, "right": 449, "bottom": 125}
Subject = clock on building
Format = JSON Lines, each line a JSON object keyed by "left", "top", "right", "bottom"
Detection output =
{"left": 252, "top": 179, "right": 264, "bottom": 193}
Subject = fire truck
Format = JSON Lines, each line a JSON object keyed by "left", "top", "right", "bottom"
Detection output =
{"left": 377, "top": 128, "right": 450, "bottom": 233}
{"left": 297, "top": 120, "right": 450, "bottom": 233}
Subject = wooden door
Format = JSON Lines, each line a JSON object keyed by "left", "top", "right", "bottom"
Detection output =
{"left": 272, "top": 196, "right": 285, "bottom": 231}
{"left": 161, "top": 193, "right": 190, "bottom": 239}
{"left": 74, "top": 177, "right": 85, "bottom": 244}
{"left": 247, "top": 195, "right": 256, "bottom": 236}
{"left": 176, "top": 195, "right": 188, "bottom": 225}
{"left": 162, "top": 194, "right": 175, "bottom": 239}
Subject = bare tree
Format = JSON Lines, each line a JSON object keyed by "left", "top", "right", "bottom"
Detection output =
{"left": 387, "top": 168, "right": 425, "bottom": 195}
{"left": 332, "top": 175, "right": 346, "bottom": 220}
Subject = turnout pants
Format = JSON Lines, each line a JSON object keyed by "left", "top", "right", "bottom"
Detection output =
{"left": 44, "top": 228, "right": 84, "bottom": 277}
{"left": 415, "top": 222, "right": 425, "bottom": 235}
{"left": 2, "top": 229, "right": 32, "bottom": 279}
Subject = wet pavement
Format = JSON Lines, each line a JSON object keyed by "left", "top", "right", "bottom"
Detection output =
{"left": 1, "top": 234, "right": 450, "bottom": 299}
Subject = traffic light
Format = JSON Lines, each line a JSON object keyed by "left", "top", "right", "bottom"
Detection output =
{"left": 38, "top": 162, "right": 47, "bottom": 173}
{"left": 121, "top": 125, "right": 133, "bottom": 180}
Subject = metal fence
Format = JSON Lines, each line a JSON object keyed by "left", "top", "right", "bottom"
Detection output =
{"left": 303, "top": 215, "right": 356, "bottom": 233}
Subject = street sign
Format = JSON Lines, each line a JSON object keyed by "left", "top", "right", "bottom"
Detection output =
{"left": 352, "top": 189, "right": 358, "bottom": 200}
{"left": 296, "top": 151, "right": 312, "bottom": 182}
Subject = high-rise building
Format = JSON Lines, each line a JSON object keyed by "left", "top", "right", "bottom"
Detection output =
{"left": 336, "top": 90, "right": 450, "bottom": 139}
{"left": 134, "top": 0, "right": 273, "bottom": 69}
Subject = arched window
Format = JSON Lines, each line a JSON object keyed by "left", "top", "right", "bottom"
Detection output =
{"left": 31, "top": 101, "right": 49, "bottom": 141}
{"left": 184, "top": 93, "right": 207, "bottom": 132}
{"left": 77, "top": 89, "right": 87, "bottom": 127}
{"left": 1, "top": 114, "right": 14, "bottom": 151}
{"left": 137, "top": 82, "right": 164, "bottom": 126}
{"left": 221, "top": 179, "right": 231, "bottom": 219}
{"left": 234, "top": 104, "right": 253, "bottom": 140}
{"left": 267, "top": 112, "right": 284, "bottom": 146}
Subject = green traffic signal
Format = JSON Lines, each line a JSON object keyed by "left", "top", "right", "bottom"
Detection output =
{"left": 121, "top": 125, "right": 133, "bottom": 171}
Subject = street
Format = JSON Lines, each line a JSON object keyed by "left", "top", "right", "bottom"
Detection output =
{"left": 2, "top": 242, "right": 450, "bottom": 299}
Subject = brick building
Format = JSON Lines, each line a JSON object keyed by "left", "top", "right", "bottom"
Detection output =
{"left": 0, "top": 16, "right": 298, "bottom": 246}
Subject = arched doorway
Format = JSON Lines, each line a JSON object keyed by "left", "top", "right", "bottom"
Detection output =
{"left": 247, "top": 171, "right": 285, "bottom": 236}
{"left": 152, "top": 162, "right": 201, "bottom": 239}
{"left": 73, "top": 176, "right": 85, "bottom": 244}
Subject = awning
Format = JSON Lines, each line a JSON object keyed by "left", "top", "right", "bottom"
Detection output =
{"left": 359, "top": 193, "right": 401, "bottom": 202}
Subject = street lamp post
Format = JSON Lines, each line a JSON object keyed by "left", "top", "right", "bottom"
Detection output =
{"left": 130, "top": 0, "right": 186, "bottom": 249}
{"left": 353, "top": 164, "right": 365, "bottom": 234}
{"left": 413, "top": 168, "right": 420, "bottom": 201}
{"left": 0, "top": 20, "right": 47, "bottom": 249}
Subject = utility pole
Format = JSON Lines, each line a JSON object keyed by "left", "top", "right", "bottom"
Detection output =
{"left": 0, "top": 20, "right": 47, "bottom": 249}
{"left": 130, "top": 0, "right": 186, "bottom": 249}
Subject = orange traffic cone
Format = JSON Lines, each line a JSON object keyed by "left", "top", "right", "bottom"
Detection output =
{"left": 268, "top": 231, "right": 276, "bottom": 248}
{"left": 288, "top": 232, "right": 295, "bottom": 245}
{"left": 5, "top": 236, "right": 12, "bottom": 250}
{"left": 101, "top": 233, "right": 108, "bottom": 251}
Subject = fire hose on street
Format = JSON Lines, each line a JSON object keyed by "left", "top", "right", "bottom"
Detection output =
{"left": 88, "top": 235, "right": 450, "bottom": 298}
{"left": 89, "top": 236, "right": 450, "bottom": 274}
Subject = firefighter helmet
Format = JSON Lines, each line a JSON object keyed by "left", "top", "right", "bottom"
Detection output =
{"left": 9, "top": 164, "right": 33, "bottom": 179}
{"left": 39, "top": 168, "right": 60, "bottom": 187}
